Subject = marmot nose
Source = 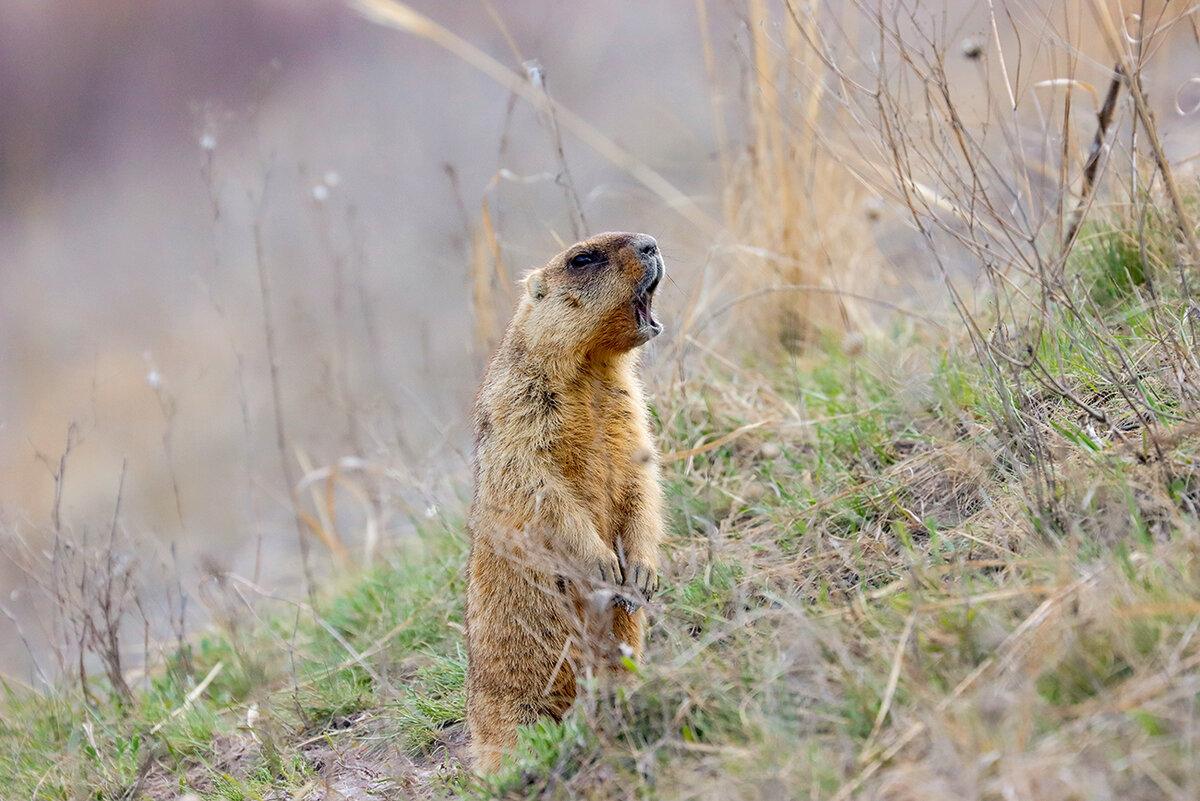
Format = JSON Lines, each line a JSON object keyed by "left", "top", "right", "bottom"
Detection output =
{"left": 636, "top": 237, "right": 659, "bottom": 258}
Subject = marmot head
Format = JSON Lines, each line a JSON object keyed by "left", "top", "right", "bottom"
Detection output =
{"left": 522, "top": 232, "right": 665, "bottom": 356}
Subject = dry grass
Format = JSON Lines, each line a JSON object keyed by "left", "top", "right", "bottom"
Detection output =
{"left": 711, "top": 0, "right": 881, "bottom": 350}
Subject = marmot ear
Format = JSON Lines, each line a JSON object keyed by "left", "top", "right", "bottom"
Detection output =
{"left": 524, "top": 269, "right": 548, "bottom": 301}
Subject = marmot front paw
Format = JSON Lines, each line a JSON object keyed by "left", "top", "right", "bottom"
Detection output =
{"left": 625, "top": 560, "right": 659, "bottom": 601}
{"left": 593, "top": 549, "right": 623, "bottom": 586}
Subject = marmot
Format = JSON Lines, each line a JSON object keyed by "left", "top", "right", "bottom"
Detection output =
{"left": 465, "top": 231, "right": 667, "bottom": 772}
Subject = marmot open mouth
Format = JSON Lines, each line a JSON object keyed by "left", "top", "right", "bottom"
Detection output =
{"left": 633, "top": 293, "right": 659, "bottom": 333}
{"left": 633, "top": 268, "right": 663, "bottom": 337}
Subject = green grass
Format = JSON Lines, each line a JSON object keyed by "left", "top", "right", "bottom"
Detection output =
{"left": 3, "top": 215, "right": 1200, "bottom": 799}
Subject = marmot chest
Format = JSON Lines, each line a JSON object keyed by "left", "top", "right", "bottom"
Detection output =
{"left": 551, "top": 378, "right": 640, "bottom": 542}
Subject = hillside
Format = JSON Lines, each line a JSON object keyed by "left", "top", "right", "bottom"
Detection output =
{"left": 4, "top": 209, "right": 1200, "bottom": 799}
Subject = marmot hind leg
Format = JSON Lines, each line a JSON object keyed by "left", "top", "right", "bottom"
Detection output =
{"left": 467, "top": 662, "right": 576, "bottom": 772}
{"left": 467, "top": 692, "right": 540, "bottom": 773}
{"left": 576, "top": 593, "right": 645, "bottom": 668}
{"left": 611, "top": 605, "right": 645, "bottom": 663}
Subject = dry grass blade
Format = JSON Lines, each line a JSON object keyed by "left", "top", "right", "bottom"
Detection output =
{"left": 149, "top": 661, "right": 224, "bottom": 734}
{"left": 660, "top": 420, "right": 770, "bottom": 465}
{"left": 294, "top": 449, "right": 351, "bottom": 568}
{"left": 349, "top": 0, "right": 720, "bottom": 233}
{"left": 695, "top": 0, "right": 731, "bottom": 188}
{"left": 861, "top": 609, "right": 916, "bottom": 756}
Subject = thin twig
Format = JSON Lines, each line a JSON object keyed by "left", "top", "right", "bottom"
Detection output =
{"left": 253, "top": 184, "right": 316, "bottom": 603}
{"left": 692, "top": 284, "right": 943, "bottom": 339}
{"left": 524, "top": 60, "right": 588, "bottom": 240}
{"left": 1063, "top": 63, "right": 1123, "bottom": 246}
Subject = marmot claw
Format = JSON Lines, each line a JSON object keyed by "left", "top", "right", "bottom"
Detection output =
{"left": 613, "top": 594, "right": 641, "bottom": 615}
{"left": 595, "top": 552, "right": 622, "bottom": 585}
{"left": 627, "top": 562, "right": 659, "bottom": 600}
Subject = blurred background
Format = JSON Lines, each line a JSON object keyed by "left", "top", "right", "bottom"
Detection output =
{"left": 1, "top": 0, "right": 1197, "bottom": 681}
{"left": 0, "top": 0, "right": 745, "bottom": 681}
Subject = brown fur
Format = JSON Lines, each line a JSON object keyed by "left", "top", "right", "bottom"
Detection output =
{"left": 465, "top": 232, "right": 667, "bottom": 772}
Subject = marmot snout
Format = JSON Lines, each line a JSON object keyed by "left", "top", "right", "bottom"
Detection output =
{"left": 465, "top": 232, "right": 667, "bottom": 773}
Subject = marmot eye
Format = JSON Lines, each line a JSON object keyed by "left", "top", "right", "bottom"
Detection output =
{"left": 569, "top": 252, "right": 596, "bottom": 268}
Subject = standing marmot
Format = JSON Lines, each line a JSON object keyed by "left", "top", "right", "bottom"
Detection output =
{"left": 465, "top": 231, "right": 666, "bottom": 772}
